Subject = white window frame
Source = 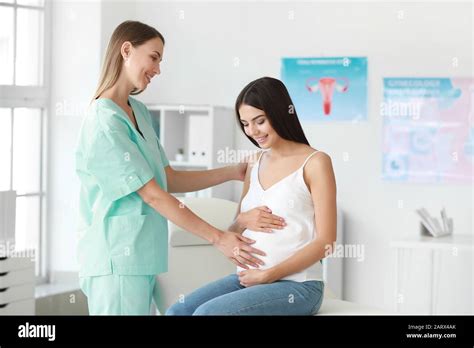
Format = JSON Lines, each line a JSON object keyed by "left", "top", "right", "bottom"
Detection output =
{"left": 0, "top": 0, "right": 51, "bottom": 285}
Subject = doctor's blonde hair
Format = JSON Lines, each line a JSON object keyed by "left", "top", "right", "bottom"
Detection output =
{"left": 93, "top": 20, "right": 165, "bottom": 101}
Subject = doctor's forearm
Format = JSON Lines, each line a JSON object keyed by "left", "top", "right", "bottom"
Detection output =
{"left": 167, "top": 166, "right": 237, "bottom": 193}
{"left": 139, "top": 181, "right": 222, "bottom": 243}
{"left": 150, "top": 194, "right": 222, "bottom": 243}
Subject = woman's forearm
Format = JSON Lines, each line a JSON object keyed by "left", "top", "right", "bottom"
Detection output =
{"left": 167, "top": 166, "right": 237, "bottom": 193}
{"left": 265, "top": 238, "right": 335, "bottom": 282}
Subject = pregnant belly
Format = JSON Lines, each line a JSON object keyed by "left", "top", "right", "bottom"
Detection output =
{"left": 236, "top": 229, "right": 305, "bottom": 272}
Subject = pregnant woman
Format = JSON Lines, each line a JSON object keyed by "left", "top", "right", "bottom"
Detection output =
{"left": 166, "top": 77, "right": 337, "bottom": 315}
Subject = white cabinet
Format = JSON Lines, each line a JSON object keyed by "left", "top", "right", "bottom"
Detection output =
{"left": 0, "top": 190, "right": 35, "bottom": 315}
{"left": 0, "top": 252, "right": 35, "bottom": 315}
{"left": 390, "top": 234, "right": 473, "bottom": 314}
{"left": 147, "top": 104, "right": 236, "bottom": 200}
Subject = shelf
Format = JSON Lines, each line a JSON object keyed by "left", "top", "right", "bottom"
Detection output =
{"left": 390, "top": 234, "right": 473, "bottom": 250}
{"left": 35, "top": 281, "right": 81, "bottom": 299}
{"left": 146, "top": 103, "right": 236, "bottom": 200}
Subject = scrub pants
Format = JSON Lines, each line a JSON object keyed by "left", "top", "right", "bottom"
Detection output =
{"left": 79, "top": 274, "right": 156, "bottom": 315}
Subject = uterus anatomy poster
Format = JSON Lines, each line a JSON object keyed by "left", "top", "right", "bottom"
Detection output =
{"left": 382, "top": 78, "right": 474, "bottom": 183}
{"left": 281, "top": 57, "right": 367, "bottom": 122}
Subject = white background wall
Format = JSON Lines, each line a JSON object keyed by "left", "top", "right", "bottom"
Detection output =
{"left": 48, "top": 0, "right": 473, "bottom": 313}
{"left": 48, "top": 0, "right": 101, "bottom": 279}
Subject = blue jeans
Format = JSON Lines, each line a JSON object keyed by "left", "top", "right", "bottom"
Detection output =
{"left": 166, "top": 274, "right": 324, "bottom": 316}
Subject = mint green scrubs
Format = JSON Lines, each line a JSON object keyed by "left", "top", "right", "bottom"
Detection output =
{"left": 75, "top": 97, "right": 169, "bottom": 315}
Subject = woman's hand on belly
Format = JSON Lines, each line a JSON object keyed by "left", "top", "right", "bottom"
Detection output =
{"left": 237, "top": 268, "right": 273, "bottom": 287}
{"left": 238, "top": 206, "right": 286, "bottom": 233}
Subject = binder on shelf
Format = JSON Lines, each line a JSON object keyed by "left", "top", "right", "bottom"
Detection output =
{"left": 188, "top": 114, "right": 210, "bottom": 166}
{"left": 415, "top": 207, "right": 453, "bottom": 237}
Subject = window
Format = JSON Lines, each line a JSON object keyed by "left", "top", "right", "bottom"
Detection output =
{"left": 0, "top": 0, "right": 49, "bottom": 282}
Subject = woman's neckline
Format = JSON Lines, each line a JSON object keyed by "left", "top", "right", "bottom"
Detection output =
{"left": 256, "top": 150, "right": 319, "bottom": 192}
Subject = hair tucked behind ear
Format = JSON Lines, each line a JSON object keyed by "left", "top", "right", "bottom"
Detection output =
{"left": 92, "top": 20, "right": 165, "bottom": 101}
{"left": 235, "top": 77, "right": 310, "bottom": 148}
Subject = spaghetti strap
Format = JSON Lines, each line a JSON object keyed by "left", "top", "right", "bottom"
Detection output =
{"left": 250, "top": 150, "right": 267, "bottom": 182}
{"left": 301, "top": 151, "right": 321, "bottom": 168}
{"left": 256, "top": 150, "right": 266, "bottom": 167}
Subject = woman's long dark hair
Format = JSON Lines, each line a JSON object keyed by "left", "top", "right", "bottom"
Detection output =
{"left": 235, "top": 77, "right": 310, "bottom": 148}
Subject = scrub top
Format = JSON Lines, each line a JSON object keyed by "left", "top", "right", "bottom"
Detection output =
{"left": 75, "top": 97, "right": 169, "bottom": 277}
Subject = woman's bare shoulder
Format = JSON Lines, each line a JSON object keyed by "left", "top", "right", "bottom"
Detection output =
{"left": 304, "top": 150, "right": 334, "bottom": 181}
{"left": 307, "top": 150, "right": 332, "bottom": 167}
{"left": 300, "top": 150, "right": 335, "bottom": 197}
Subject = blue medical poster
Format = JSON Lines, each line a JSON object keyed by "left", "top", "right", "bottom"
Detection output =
{"left": 281, "top": 57, "right": 368, "bottom": 122}
{"left": 382, "top": 77, "right": 473, "bottom": 183}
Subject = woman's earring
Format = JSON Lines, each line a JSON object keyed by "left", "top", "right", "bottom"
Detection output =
{"left": 124, "top": 57, "right": 130, "bottom": 67}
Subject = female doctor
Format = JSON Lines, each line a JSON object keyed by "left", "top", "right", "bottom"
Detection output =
{"left": 75, "top": 20, "right": 284, "bottom": 315}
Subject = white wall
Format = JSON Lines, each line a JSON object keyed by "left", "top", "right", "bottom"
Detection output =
{"left": 48, "top": 0, "right": 102, "bottom": 274}
{"left": 48, "top": 0, "right": 139, "bottom": 275}
{"left": 48, "top": 1, "right": 473, "bottom": 313}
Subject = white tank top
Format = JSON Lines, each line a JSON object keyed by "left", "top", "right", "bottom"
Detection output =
{"left": 237, "top": 150, "right": 324, "bottom": 282}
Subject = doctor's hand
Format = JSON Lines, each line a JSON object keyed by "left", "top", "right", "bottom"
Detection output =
{"left": 213, "top": 231, "right": 266, "bottom": 269}
{"left": 237, "top": 206, "right": 286, "bottom": 233}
